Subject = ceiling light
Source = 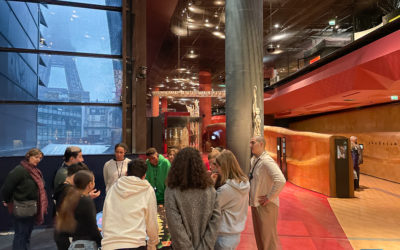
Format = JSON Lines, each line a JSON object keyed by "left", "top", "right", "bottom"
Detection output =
{"left": 212, "top": 31, "right": 225, "bottom": 39}
{"left": 266, "top": 43, "right": 275, "bottom": 53}
{"left": 215, "top": 25, "right": 219, "bottom": 30}
{"left": 205, "top": 18, "right": 209, "bottom": 23}
{"left": 274, "top": 24, "right": 279, "bottom": 28}
{"left": 188, "top": 5, "right": 205, "bottom": 14}
{"left": 188, "top": 23, "right": 201, "bottom": 30}
{"left": 276, "top": 44, "right": 280, "bottom": 48}
{"left": 187, "top": 53, "right": 198, "bottom": 59}
{"left": 204, "top": 22, "right": 214, "bottom": 28}
{"left": 391, "top": 95, "right": 399, "bottom": 100}
{"left": 271, "top": 33, "right": 288, "bottom": 41}
{"left": 214, "top": 0, "right": 225, "bottom": 5}
{"left": 329, "top": 19, "right": 336, "bottom": 26}
{"left": 271, "top": 49, "right": 283, "bottom": 54}
{"left": 171, "top": 25, "right": 189, "bottom": 36}
{"left": 214, "top": 11, "right": 219, "bottom": 18}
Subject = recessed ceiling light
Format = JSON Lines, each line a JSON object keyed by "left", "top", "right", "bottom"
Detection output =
{"left": 274, "top": 23, "right": 279, "bottom": 28}
{"left": 271, "top": 33, "right": 288, "bottom": 41}
{"left": 214, "top": 0, "right": 225, "bottom": 6}
{"left": 212, "top": 31, "right": 225, "bottom": 39}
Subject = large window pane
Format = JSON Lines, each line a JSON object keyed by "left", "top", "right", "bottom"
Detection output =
{"left": 0, "top": 51, "right": 38, "bottom": 101}
{"left": 0, "top": 1, "right": 39, "bottom": 50}
{"left": 38, "top": 54, "right": 122, "bottom": 103}
{"left": 0, "top": 104, "right": 37, "bottom": 156}
{"left": 40, "top": 4, "right": 121, "bottom": 55}
{"left": 59, "top": 0, "right": 122, "bottom": 7}
{"left": 38, "top": 105, "right": 122, "bottom": 155}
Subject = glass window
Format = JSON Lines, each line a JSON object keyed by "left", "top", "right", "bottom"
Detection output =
{"left": 0, "top": 1, "right": 38, "bottom": 50}
{"left": 37, "top": 105, "right": 122, "bottom": 155}
{"left": 39, "top": 4, "right": 122, "bottom": 55}
{"left": 59, "top": 0, "right": 122, "bottom": 7}
{"left": 38, "top": 54, "right": 122, "bottom": 103}
{"left": 0, "top": 52, "right": 38, "bottom": 101}
{"left": 0, "top": 104, "right": 37, "bottom": 156}
{"left": 0, "top": 1, "right": 123, "bottom": 156}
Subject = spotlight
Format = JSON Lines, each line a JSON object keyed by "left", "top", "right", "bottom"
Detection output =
{"left": 266, "top": 43, "right": 275, "bottom": 53}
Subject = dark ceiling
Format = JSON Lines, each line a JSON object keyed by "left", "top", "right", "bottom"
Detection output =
{"left": 146, "top": 0, "right": 399, "bottom": 114}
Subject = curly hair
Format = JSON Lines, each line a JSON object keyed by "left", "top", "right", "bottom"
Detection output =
{"left": 167, "top": 147, "right": 213, "bottom": 190}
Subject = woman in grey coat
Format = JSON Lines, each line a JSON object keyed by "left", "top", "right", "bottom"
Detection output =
{"left": 165, "top": 147, "right": 221, "bottom": 250}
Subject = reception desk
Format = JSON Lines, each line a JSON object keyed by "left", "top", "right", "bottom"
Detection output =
{"left": 264, "top": 126, "right": 354, "bottom": 197}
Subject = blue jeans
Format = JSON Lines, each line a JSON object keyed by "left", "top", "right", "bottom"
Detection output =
{"left": 13, "top": 216, "right": 35, "bottom": 250}
{"left": 68, "top": 240, "right": 97, "bottom": 250}
{"left": 215, "top": 234, "right": 241, "bottom": 250}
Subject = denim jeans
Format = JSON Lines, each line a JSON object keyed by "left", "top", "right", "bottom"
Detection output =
{"left": 68, "top": 240, "right": 97, "bottom": 250}
{"left": 215, "top": 234, "right": 241, "bottom": 250}
{"left": 13, "top": 216, "right": 35, "bottom": 250}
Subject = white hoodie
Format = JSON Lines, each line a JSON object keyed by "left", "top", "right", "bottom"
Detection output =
{"left": 102, "top": 176, "right": 159, "bottom": 250}
{"left": 217, "top": 179, "right": 250, "bottom": 235}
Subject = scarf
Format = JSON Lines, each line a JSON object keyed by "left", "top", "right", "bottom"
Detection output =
{"left": 20, "top": 160, "right": 48, "bottom": 225}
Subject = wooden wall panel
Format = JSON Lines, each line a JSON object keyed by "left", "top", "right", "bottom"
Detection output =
{"left": 290, "top": 103, "right": 400, "bottom": 133}
{"left": 263, "top": 126, "right": 350, "bottom": 197}
{"left": 289, "top": 104, "right": 400, "bottom": 183}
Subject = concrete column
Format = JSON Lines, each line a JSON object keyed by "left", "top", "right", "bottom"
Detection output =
{"left": 161, "top": 98, "right": 168, "bottom": 113}
{"left": 152, "top": 87, "right": 159, "bottom": 117}
{"left": 225, "top": 0, "right": 264, "bottom": 173}
{"left": 199, "top": 71, "right": 212, "bottom": 134}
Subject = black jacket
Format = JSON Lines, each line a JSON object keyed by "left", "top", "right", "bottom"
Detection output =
{"left": 1, "top": 165, "right": 38, "bottom": 202}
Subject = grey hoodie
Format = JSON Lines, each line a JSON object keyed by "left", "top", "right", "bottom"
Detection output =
{"left": 102, "top": 176, "right": 159, "bottom": 250}
{"left": 217, "top": 179, "right": 250, "bottom": 235}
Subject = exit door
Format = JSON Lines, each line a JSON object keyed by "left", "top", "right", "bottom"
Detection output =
{"left": 276, "top": 137, "right": 287, "bottom": 179}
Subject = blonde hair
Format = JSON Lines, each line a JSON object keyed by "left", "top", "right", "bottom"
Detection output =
{"left": 215, "top": 150, "right": 248, "bottom": 185}
{"left": 208, "top": 148, "right": 221, "bottom": 160}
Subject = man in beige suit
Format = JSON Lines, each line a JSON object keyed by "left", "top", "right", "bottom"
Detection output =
{"left": 249, "top": 136, "right": 286, "bottom": 250}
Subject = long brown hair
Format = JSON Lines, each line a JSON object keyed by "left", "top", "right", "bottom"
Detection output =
{"left": 55, "top": 170, "right": 94, "bottom": 232}
{"left": 167, "top": 147, "right": 213, "bottom": 190}
{"left": 215, "top": 150, "right": 248, "bottom": 186}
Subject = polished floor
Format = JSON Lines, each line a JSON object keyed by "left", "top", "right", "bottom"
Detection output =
{"left": 329, "top": 174, "right": 400, "bottom": 250}
{"left": 238, "top": 174, "right": 400, "bottom": 250}
{"left": 1, "top": 174, "right": 399, "bottom": 250}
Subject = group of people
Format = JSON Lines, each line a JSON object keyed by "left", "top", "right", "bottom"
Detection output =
{"left": 1, "top": 136, "right": 287, "bottom": 250}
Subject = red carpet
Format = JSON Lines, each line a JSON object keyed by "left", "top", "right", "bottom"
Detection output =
{"left": 238, "top": 182, "right": 353, "bottom": 250}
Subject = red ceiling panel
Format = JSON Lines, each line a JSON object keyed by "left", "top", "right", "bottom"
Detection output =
{"left": 264, "top": 30, "right": 400, "bottom": 118}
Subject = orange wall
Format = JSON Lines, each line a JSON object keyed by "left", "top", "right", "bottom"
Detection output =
{"left": 289, "top": 103, "right": 400, "bottom": 183}
{"left": 263, "top": 126, "right": 353, "bottom": 197}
